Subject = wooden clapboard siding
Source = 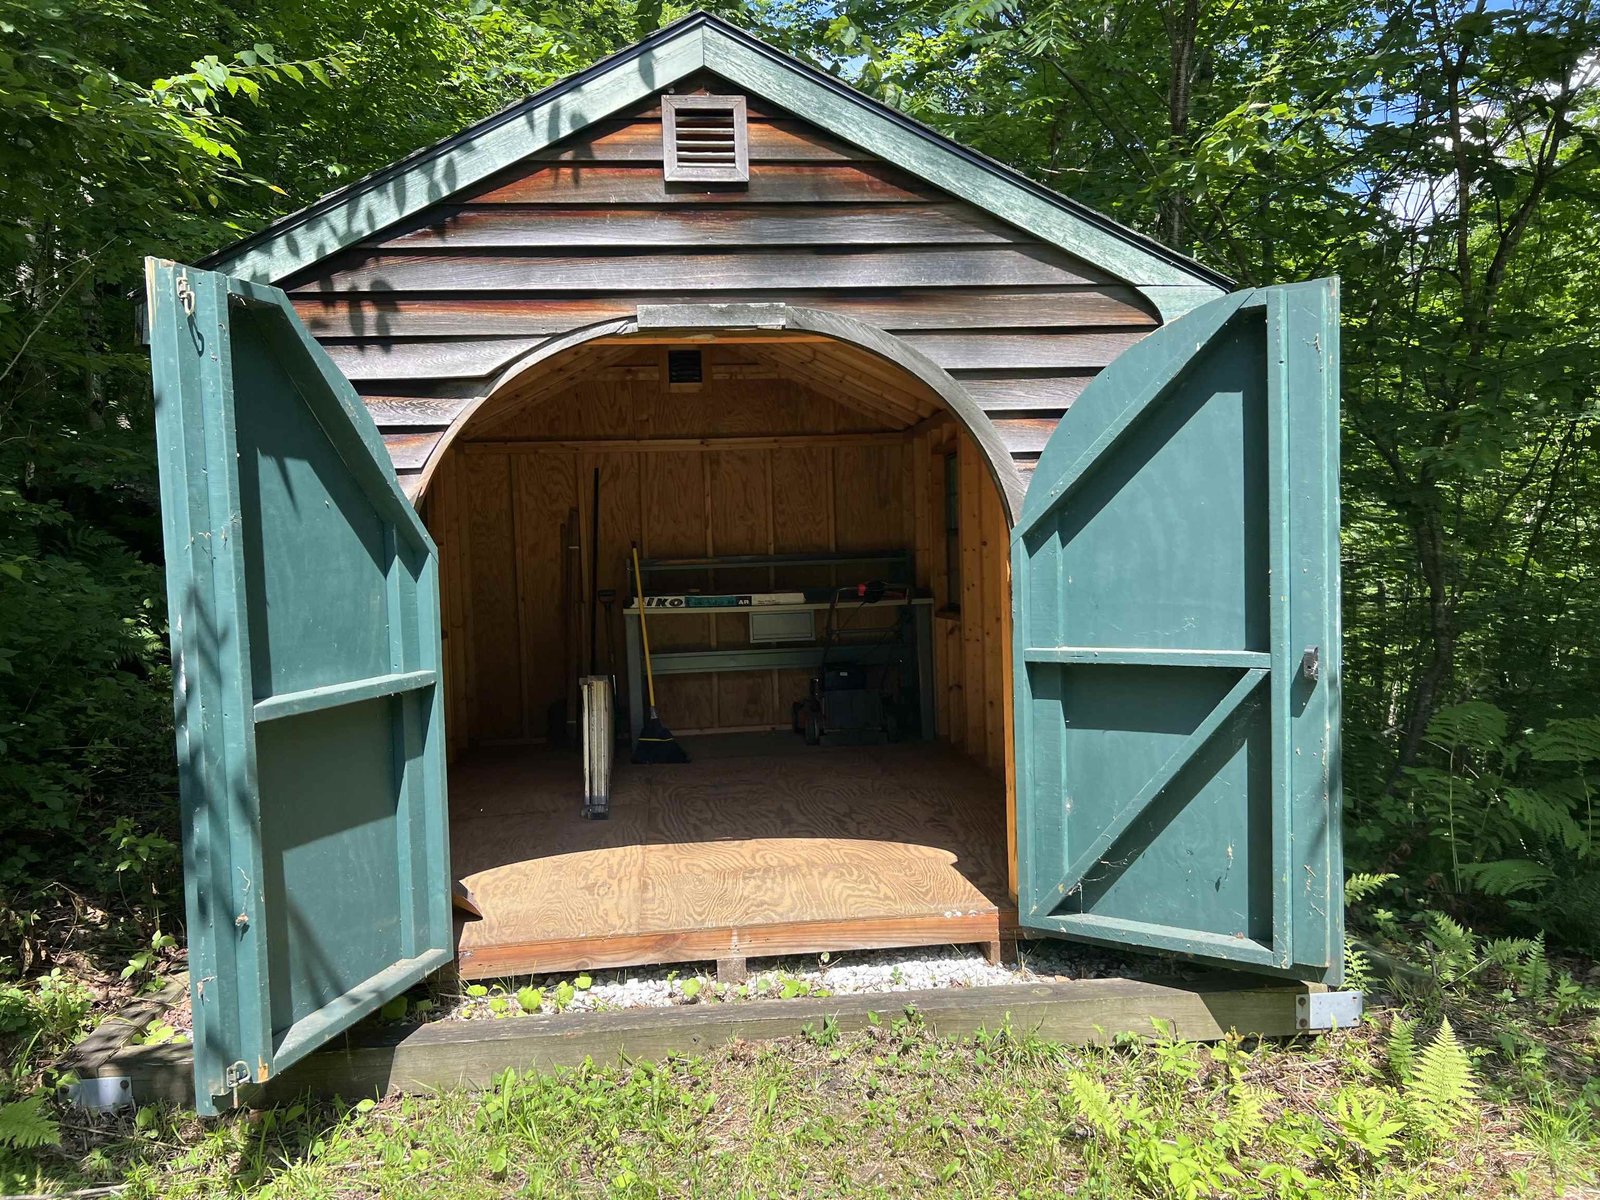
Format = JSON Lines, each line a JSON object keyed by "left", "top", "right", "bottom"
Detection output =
{"left": 361, "top": 204, "right": 1025, "bottom": 250}
{"left": 323, "top": 326, "right": 1139, "bottom": 381}
{"left": 529, "top": 116, "right": 874, "bottom": 163}
{"left": 296, "top": 288, "right": 1155, "bottom": 336}
{"left": 276, "top": 78, "right": 1163, "bottom": 495}
{"left": 299, "top": 246, "right": 1107, "bottom": 295}
{"left": 470, "top": 162, "right": 942, "bottom": 204}
{"left": 281, "top": 76, "right": 1164, "bottom": 499}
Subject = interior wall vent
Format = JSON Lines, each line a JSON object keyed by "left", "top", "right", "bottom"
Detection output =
{"left": 667, "top": 348, "right": 704, "bottom": 386}
{"left": 662, "top": 94, "right": 750, "bottom": 184}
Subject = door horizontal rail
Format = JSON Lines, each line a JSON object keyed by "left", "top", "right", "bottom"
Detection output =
{"left": 1023, "top": 647, "right": 1272, "bottom": 668}
{"left": 252, "top": 670, "right": 437, "bottom": 723}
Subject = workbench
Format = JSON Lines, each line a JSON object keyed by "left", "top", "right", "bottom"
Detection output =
{"left": 622, "top": 552, "right": 935, "bottom": 744}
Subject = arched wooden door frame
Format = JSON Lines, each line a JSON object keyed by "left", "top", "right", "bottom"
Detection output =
{"left": 408, "top": 303, "right": 1026, "bottom": 526}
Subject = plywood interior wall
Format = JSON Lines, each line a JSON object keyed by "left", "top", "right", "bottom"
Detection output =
{"left": 425, "top": 346, "right": 908, "bottom": 748}
{"left": 905, "top": 420, "right": 1017, "bottom": 890}
{"left": 424, "top": 341, "right": 1015, "bottom": 880}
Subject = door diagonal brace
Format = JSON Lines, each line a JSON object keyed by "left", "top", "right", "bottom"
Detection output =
{"left": 1047, "top": 666, "right": 1268, "bottom": 906}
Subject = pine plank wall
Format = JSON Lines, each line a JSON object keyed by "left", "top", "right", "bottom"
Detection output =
{"left": 422, "top": 346, "right": 1014, "bottom": 787}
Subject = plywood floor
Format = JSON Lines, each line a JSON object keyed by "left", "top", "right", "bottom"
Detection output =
{"left": 450, "top": 734, "right": 1013, "bottom": 978}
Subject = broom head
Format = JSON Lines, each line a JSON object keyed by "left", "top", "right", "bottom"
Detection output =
{"left": 632, "top": 707, "right": 689, "bottom": 764}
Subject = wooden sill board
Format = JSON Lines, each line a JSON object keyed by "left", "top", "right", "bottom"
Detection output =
{"left": 93, "top": 973, "right": 1326, "bottom": 1108}
{"left": 457, "top": 909, "right": 1020, "bottom": 978}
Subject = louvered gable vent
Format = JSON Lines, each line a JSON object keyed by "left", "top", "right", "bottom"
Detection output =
{"left": 666, "top": 348, "right": 704, "bottom": 386}
{"left": 662, "top": 94, "right": 749, "bottom": 184}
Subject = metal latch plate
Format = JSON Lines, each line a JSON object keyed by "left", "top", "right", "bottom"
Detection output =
{"left": 1296, "top": 990, "right": 1363, "bottom": 1030}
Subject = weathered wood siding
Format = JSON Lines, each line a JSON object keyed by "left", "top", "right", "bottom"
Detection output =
{"left": 283, "top": 74, "right": 1161, "bottom": 499}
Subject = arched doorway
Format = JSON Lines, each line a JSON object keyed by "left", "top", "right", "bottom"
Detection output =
{"left": 420, "top": 313, "right": 1021, "bottom": 978}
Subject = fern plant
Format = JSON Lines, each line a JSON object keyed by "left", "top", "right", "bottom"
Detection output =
{"left": 0, "top": 1095, "right": 59, "bottom": 1151}
{"left": 1345, "top": 872, "right": 1397, "bottom": 905}
{"left": 1386, "top": 1015, "right": 1419, "bottom": 1084}
{"left": 1405, "top": 702, "right": 1600, "bottom": 930}
{"left": 1404, "top": 1018, "right": 1478, "bottom": 1137}
{"left": 1333, "top": 1089, "right": 1404, "bottom": 1164}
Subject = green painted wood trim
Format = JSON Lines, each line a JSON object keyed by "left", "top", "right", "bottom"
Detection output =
{"left": 272, "top": 949, "right": 453, "bottom": 1065}
{"left": 1015, "top": 289, "right": 1251, "bottom": 534}
{"left": 147, "top": 260, "right": 275, "bottom": 1106}
{"left": 1280, "top": 278, "right": 1343, "bottom": 980}
{"left": 1022, "top": 648, "right": 1272, "bottom": 668}
{"left": 251, "top": 670, "right": 437, "bottom": 723}
{"left": 224, "top": 279, "right": 435, "bottom": 554}
{"left": 202, "top": 14, "right": 1225, "bottom": 316}
{"left": 701, "top": 25, "right": 1225, "bottom": 304}
{"left": 1051, "top": 916, "right": 1279, "bottom": 966}
{"left": 1041, "top": 668, "right": 1268, "bottom": 909}
{"left": 206, "top": 32, "right": 707, "bottom": 282}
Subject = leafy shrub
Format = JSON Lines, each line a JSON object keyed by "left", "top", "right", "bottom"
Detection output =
{"left": 1394, "top": 703, "right": 1600, "bottom": 949}
{"left": 0, "top": 484, "right": 178, "bottom": 970}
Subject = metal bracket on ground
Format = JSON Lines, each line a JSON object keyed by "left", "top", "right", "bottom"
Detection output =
{"left": 1296, "top": 990, "right": 1363, "bottom": 1031}
{"left": 64, "top": 1074, "right": 135, "bottom": 1113}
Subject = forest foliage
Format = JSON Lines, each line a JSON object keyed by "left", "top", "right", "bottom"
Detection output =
{"left": 1, "top": 0, "right": 1599, "bottom": 973}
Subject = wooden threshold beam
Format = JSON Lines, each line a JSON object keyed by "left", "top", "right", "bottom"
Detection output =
{"left": 91, "top": 972, "right": 1330, "bottom": 1107}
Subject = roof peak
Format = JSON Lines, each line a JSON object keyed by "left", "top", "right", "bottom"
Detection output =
{"left": 203, "top": 15, "right": 1229, "bottom": 309}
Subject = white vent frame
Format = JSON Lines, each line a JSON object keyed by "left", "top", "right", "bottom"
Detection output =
{"left": 662, "top": 94, "right": 750, "bottom": 184}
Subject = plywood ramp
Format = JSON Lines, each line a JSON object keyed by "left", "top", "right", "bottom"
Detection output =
{"left": 451, "top": 735, "right": 1012, "bottom": 978}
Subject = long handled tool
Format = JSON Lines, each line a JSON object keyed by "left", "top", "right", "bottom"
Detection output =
{"left": 581, "top": 469, "right": 614, "bottom": 818}
{"left": 630, "top": 543, "right": 688, "bottom": 764}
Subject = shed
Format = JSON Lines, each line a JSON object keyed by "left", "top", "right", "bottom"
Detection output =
{"left": 143, "top": 12, "right": 1342, "bottom": 1114}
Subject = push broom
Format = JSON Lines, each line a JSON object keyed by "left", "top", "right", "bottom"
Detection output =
{"left": 629, "top": 543, "right": 689, "bottom": 764}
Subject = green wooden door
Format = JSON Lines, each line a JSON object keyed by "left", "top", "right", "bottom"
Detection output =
{"left": 1012, "top": 280, "right": 1341, "bottom": 982}
{"left": 145, "top": 259, "right": 453, "bottom": 1114}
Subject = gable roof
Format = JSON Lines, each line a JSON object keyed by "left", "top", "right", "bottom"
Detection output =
{"left": 202, "top": 12, "right": 1230, "bottom": 319}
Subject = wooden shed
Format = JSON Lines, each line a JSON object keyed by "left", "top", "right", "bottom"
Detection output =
{"left": 143, "top": 13, "right": 1343, "bottom": 1113}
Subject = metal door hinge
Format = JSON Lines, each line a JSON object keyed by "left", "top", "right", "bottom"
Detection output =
{"left": 1296, "top": 990, "right": 1362, "bottom": 1030}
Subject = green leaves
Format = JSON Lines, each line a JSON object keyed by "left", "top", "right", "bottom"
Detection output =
{"left": 0, "top": 1096, "right": 59, "bottom": 1150}
{"left": 1405, "top": 1018, "right": 1478, "bottom": 1137}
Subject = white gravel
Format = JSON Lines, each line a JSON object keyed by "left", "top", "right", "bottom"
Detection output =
{"left": 443, "top": 940, "right": 1193, "bottom": 1022}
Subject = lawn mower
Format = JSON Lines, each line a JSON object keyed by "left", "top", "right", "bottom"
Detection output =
{"left": 791, "top": 580, "right": 916, "bottom": 746}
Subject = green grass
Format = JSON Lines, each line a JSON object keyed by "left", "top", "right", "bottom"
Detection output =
{"left": 8, "top": 1003, "right": 1597, "bottom": 1199}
